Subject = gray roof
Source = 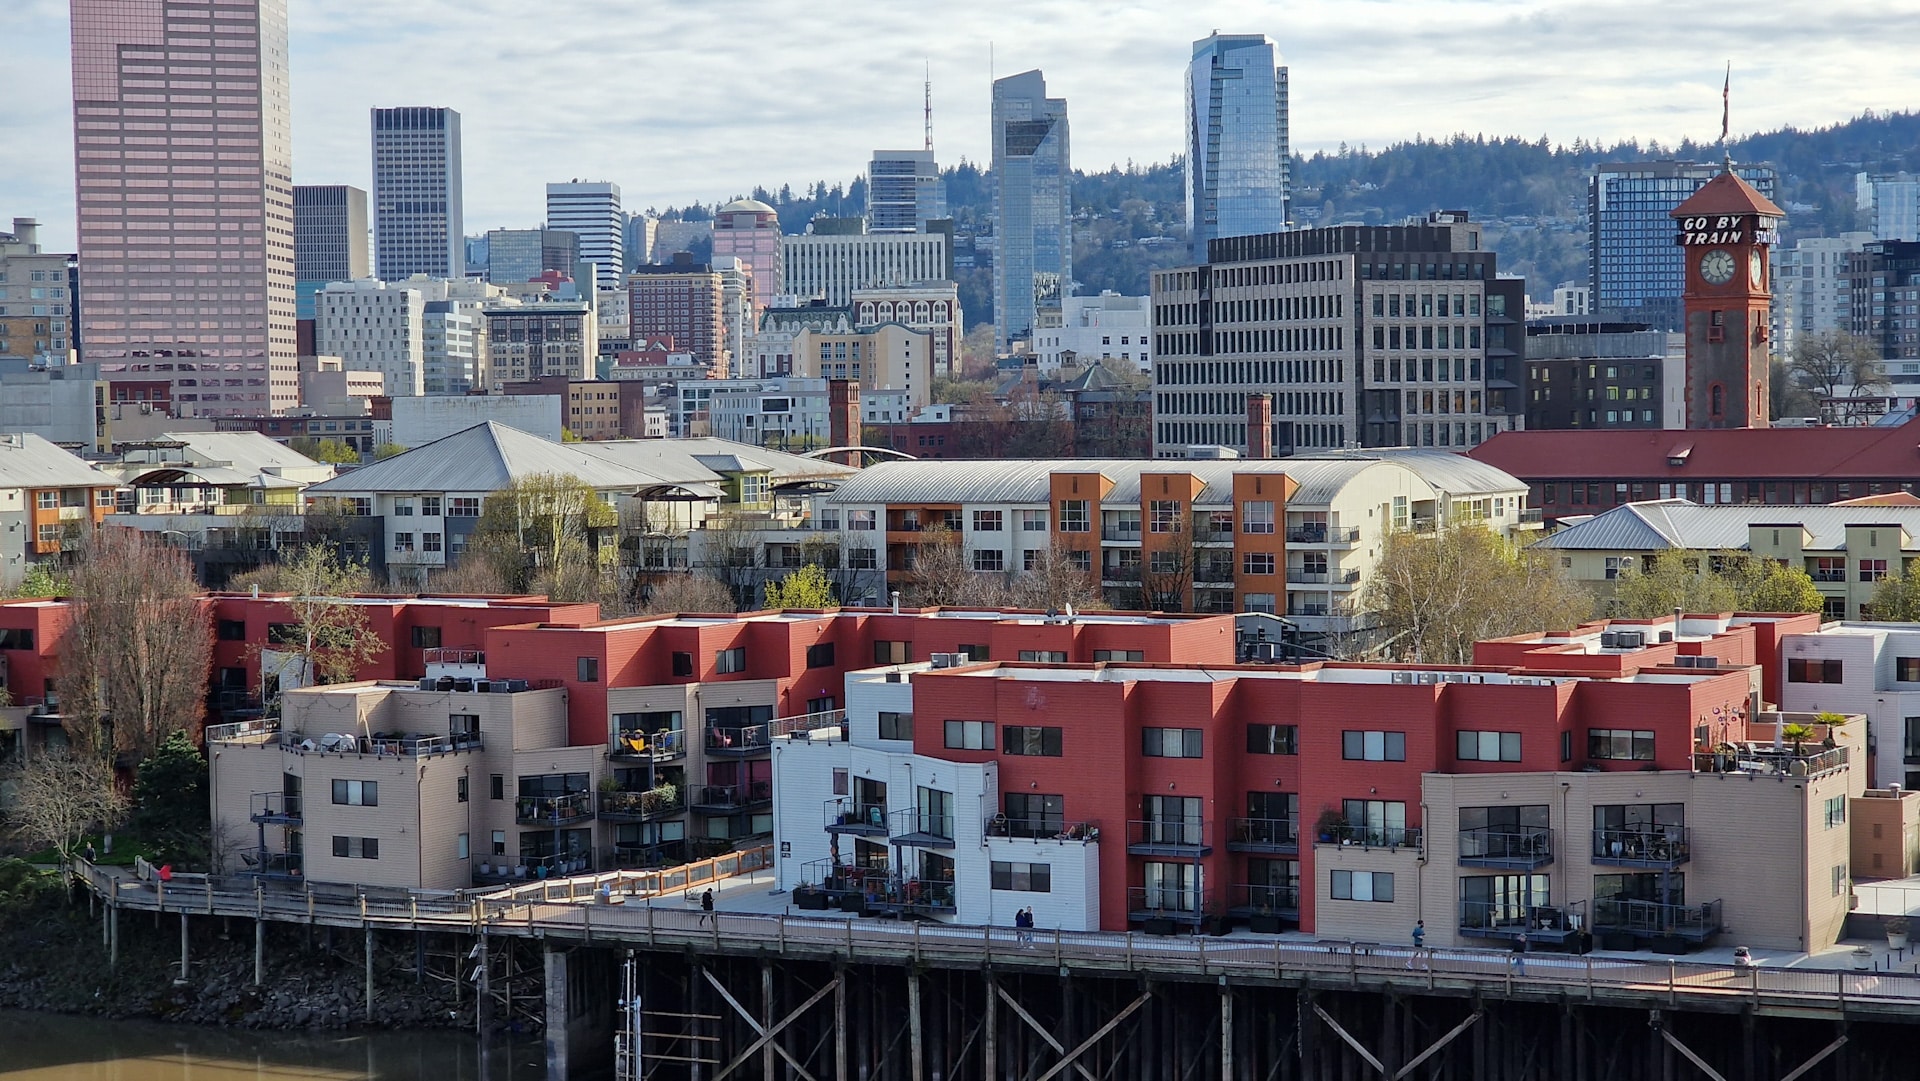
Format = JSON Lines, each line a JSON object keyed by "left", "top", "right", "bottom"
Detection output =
{"left": 0, "top": 433, "right": 121, "bottom": 489}
{"left": 163, "top": 431, "right": 325, "bottom": 475}
{"left": 1534, "top": 500, "right": 1920, "bottom": 552}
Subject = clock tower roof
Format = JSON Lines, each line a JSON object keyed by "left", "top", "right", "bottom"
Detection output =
{"left": 1670, "top": 169, "right": 1785, "bottom": 221}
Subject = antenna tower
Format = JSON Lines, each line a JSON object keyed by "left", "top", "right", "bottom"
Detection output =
{"left": 924, "top": 60, "right": 933, "bottom": 152}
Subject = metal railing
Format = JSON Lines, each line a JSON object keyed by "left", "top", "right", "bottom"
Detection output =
{"left": 770, "top": 708, "right": 846, "bottom": 739}
{"left": 1323, "top": 825, "right": 1423, "bottom": 850}
{"left": 1127, "top": 819, "right": 1209, "bottom": 850}
{"left": 248, "top": 792, "right": 302, "bottom": 822}
{"left": 1233, "top": 883, "right": 1301, "bottom": 914}
{"left": 825, "top": 800, "right": 888, "bottom": 833}
{"left": 1592, "top": 827, "right": 1690, "bottom": 866}
{"left": 1287, "top": 570, "right": 1330, "bottom": 584}
{"left": 597, "top": 785, "right": 686, "bottom": 821}
{"left": 1127, "top": 886, "right": 1212, "bottom": 919}
{"left": 705, "top": 724, "right": 771, "bottom": 755}
{"left": 515, "top": 792, "right": 594, "bottom": 826}
{"left": 1102, "top": 565, "right": 1143, "bottom": 581}
{"left": 1194, "top": 566, "right": 1235, "bottom": 583}
{"left": 1592, "top": 898, "right": 1723, "bottom": 939}
{"left": 986, "top": 816, "right": 1100, "bottom": 842}
{"left": 1457, "top": 900, "right": 1583, "bottom": 937}
{"left": 275, "top": 730, "right": 480, "bottom": 756}
{"left": 1227, "top": 817, "right": 1299, "bottom": 851}
{"left": 1457, "top": 827, "right": 1553, "bottom": 866}
{"left": 612, "top": 728, "right": 687, "bottom": 760}
{"left": 691, "top": 782, "right": 772, "bottom": 812}
{"left": 237, "top": 849, "right": 302, "bottom": 879}
{"left": 206, "top": 718, "right": 278, "bottom": 744}
{"left": 610, "top": 840, "right": 689, "bottom": 870}
{"left": 890, "top": 808, "right": 955, "bottom": 843}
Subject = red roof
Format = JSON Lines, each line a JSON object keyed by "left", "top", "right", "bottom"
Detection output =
{"left": 1467, "top": 418, "right": 1920, "bottom": 481}
{"left": 1670, "top": 169, "right": 1785, "bottom": 220}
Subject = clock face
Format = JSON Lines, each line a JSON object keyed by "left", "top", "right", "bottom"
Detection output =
{"left": 1750, "top": 250, "right": 1764, "bottom": 287}
{"left": 1699, "top": 249, "right": 1736, "bottom": 286}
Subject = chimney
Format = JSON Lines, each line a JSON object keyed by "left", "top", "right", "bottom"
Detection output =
{"left": 827, "top": 378, "right": 861, "bottom": 466}
{"left": 1246, "top": 393, "right": 1274, "bottom": 459}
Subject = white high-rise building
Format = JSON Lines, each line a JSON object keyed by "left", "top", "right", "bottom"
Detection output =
{"left": 314, "top": 279, "right": 427, "bottom": 397}
{"left": 1773, "top": 233, "right": 1876, "bottom": 357}
{"left": 1031, "top": 291, "right": 1152, "bottom": 374}
{"left": 1858, "top": 173, "right": 1920, "bottom": 242}
{"left": 780, "top": 225, "right": 948, "bottom": 308}
{"left": 546, "top": 181, "right": 623, "bottom": 290}
{"left": 372, "top": 107, "right": 464, "bottom": 280}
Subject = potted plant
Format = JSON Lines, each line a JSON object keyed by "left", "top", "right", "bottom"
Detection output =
{"left": 1315, "top": 807, "right": 1347, "bottom": 844}
{"left": 1888, "top": 916, "right": 1910, "bottom": 951}
{"left": 1249, "top": 902, "right": 1283, "bottom": 935}
{"left": 1780, "top": 723, "right": 1815, "bottom": 757}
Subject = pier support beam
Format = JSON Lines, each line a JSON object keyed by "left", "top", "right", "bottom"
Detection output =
{"left": 545, "top": 945, "right": 573, "bottom": 1080}
{"left": 364, "top": 927, "right": 375, "bottom": 1021}
{"left": 177, "top": 912, "right": 189, "bottom": 983}
{"left": 1220, "top": 984, "right": 1232, "bottom": 1081}
{"left": 254, "top": 918, "right": 265, "bottom": 986}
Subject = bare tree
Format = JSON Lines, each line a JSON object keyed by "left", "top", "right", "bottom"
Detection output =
{"left": 261, "top": 543, "right": 384, "bottom": 695}
{"left": 423, "top": 554, "right": 515, "bottom": 596}
{"left": 698, "top": 512, "right": 765, "bottom": 608}
{"left": 2, "top": 750, "right": 127, "bottom": 864}
{"left": 1361, "top": 525, "right": 1593, "bottom": 664}
{"left": 58, "top": 528, "right": 212, "bottom": 763}
{"left": 639, "top": 572, "right": 737, "bottom": 615}
{"left": 801, "top": 532, "right": 883, "bottom": 608}
{"left": 905, "top": 527, "right": 1009, "bottom": 606}
{"left": 1789, "top": 330, "right": 1886, "bottom": 405}
{"left": 1007, "top": 539, "right": 1106, "bottom": 612}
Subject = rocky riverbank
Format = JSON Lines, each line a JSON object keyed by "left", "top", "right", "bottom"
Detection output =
{"left": 0, "top": 886, "right": 495, "bottom": 1031}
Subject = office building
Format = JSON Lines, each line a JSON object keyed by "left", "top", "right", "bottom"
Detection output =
{"left": 780, "top": 224, "right": 948, "bottom": 309}
{"left": 868, "top": 150, "right": 947, "bottom": 235}
{"left": 1589, "top": 160, "right": 1778, "bottom": 330}
{"left": 0, "top": 361, "right": 108, "bottom": 450}
{"left": 1150, "top": 212, "right": 1525, "bottom": 457}
{"left": 483, "top": 299, "right": 597, "bottom": 385}
{"left": 851, "top": 282, "right": 962, "bottom": 378}
{"left": 1032, "top": 291, "right": 1152, "bottom": 374}
{"left": 991, "top": 71, "right": 1071, "bottom": 352}
{"left": 69, "top": 0, "right": 299, "bottom": 418}
{"left": 0, "top": 218, "right": 77, "bottom": 363}
{"left": 293, "top": 185, "right": 370, "bottom": 318}
{"left": 372, "top": 107, "right": 464, "bottom": 280}
{"left": 545, "top": 181, "right": 623, "bottom": 290}
{"left": 1185, "top": 32, "right": 1290, "bottom": 261}
{"left": 788, "top": 323, "right": 932, "bottom": 409}
{"left": 711, "top": 199, "right": 781, "bottom": 314}
{"left": 1845, "top": 240, "right": 1920, "bottom": 365}
{"left": 1773, "top": 234, "right": 1873, "bottom": 360}
{"left": 1857, "top": 172, "right": 1920, "bottom": 242}
{"left": 1524, "top": 319, "right": 1684, "bottom": 430}
{"left": 486, "top": 228, "right": 579, "bottom": 287}
{"left": 313, "top": 279, "right": 427, "bottom": 397}
{"left": 629, "top": 255, "right": 726, "bottom": 374}
{"left": 623, "top": 214, "right": 656, "bottom": 272}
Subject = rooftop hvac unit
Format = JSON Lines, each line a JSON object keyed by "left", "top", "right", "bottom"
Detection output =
{"left": 1600, "top": 632, "right": 1619, "bottom": 648}
{"left": 419, "top": 678, "right": 436, "bottom": 690}
{"left": 885, "top": 672, "right": 904, "bottom": 683}
{"left": 474, "top": 680, "right": 493, "bottom": 693}
{"left": 1694, "top": 657, "right": 1718, "bottom": 669}
{"left": 929, "top": 652, "right": 963, "bottom": 669}
{"left": 1617, "top": 631, "right": 1645, "bottom": 648}
{"left": 1673, "top": 655, "right": 1696, "bottom": 668}
{"left": 1391, "top": 671, "right": 1413, "bottom": 684}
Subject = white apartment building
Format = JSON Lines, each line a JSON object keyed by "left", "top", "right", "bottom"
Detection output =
{"left": 781, "top": 228, "right": 948, "bottom": 308}
{"left": 1773, "top": 233, "right": 1876, "bottom": 359}
{"left": 853, "top": 282, "right": 962, "bottom": 377}
{"left": 1858, "top": 172, "right": 1920, "bottom": 242}
{"left": 546, "top": 181, "right": 624, "bottom": 291}
{"left": 598, "top": 288, "right": 632, "bottom": 358}
{"left": 314, "top": 279, "right": 428, "bottom": 397}
{"left": 1778, "top": 622, "right": 1920, "bottom": 791}
{"left": 700, "top": 377, "right": 835, "bottom": 452}
{"left": 1032, "top": 291, "right": 1152, "bottom": 374}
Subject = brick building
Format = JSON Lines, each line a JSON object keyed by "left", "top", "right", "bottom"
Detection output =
{"left": 629, "top": 255, "right": 725, "bottom": 375}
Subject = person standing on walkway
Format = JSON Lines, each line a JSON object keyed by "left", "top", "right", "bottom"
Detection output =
{"left": 699, "top": 888, "right": 715, "bottom": 927}
{"left": 1407, "top": 920, "right": 1428, "bottom": 970}
{"left": 1511, "top": 931, "right": 1529, "bottom": 975}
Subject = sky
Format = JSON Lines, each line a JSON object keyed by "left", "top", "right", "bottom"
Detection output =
{"left": 4, "top": 0, "right": 1918, "bottom": 251}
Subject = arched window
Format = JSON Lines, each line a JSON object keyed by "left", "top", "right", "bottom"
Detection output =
{"left": 1710, "top": 382, "right": 1726, "bottom": 419}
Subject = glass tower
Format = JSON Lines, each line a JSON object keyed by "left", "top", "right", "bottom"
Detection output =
{"left": 1589, "top": 161, "right": 1777, "bottom": 331}
{"left": 991, "top": 70, "right": 1071, "bottom": 353}
{"left": 1186, "top": 33, "right": 1290, "bottom": 261}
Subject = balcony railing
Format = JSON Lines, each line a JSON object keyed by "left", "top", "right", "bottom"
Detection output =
{"left": 1231, "top": 883, "right": 1301, "bottom": 917}
{"left": 515, "top": 792, "right": 595, "bottom": 826}
{"left": 1226, "top": 817, "right": 1298, "bottom": 853}
{"left": 1126, "top": 819, "right": 1211, "bottom": 855}
{"left": 825, "top": 800, "right": 889, "bottom": 835}
{"left": 1810, "top": 570, "right": 1847, "bottom": 583}
{"left": 1127, "top": 886, "right": 1212, "bottom": 922}
{"left": 691, "top": 782, "right": 772, "bottom": 814}
{"left": 1592, "top": 827, "right": 1689, "bottom": 867}
{"left": 597, "top": 785, "right": 686, "bottom": 822}
{"left": 1457, "top": 900, "right": 1586, "bottom": 945}
{"left": 248, "top": 791, "right": 302, "bottom": 824}
{"left": 610, "top": 839, "right": 689, "bottom": 871}
{"left": 612, "top": 728, "right": 687, "bottom": 761}
{"left": 985, "top": 816, "right": 1100, "bottom": 842}
{"left": 205, "top": 718, "right": 279, "bottom": 745}
{"left": 1287, "top": 570, "right": 1330, "bottom": 585}
{"left": 1592, "top": 898, "right": 1723, "bottom": 941}
{"left": 1102, "top": 565, "right": 1143, "bottom": 581}
{"left": 705, "top": 724, "right": 771, "bottom": 756}
{"left": 1457, "top": 826, "right": 1553, "bottom": 869}
{"left": 890, "top": 808, "right": 955, "bottom": 847}
{"left": 237, "top": 849, "right": 302, "bottom": 880}
{"left": 423, "top": 648, "right": 485, "bottom": 667}
{"left": 1195, "top": 566, "right": 1235, "bottom": 583}
{"left": 770, "top": 708, "right": 846, "bottom": 740}
{"left": 1323, "top": 824, "right": 1423, "bottom": 850}
{"left": 278, "top": 730, "right": 480, "bottom": 756}
{"left": 1696, "top": 744, "right": 1850, "bottom": 779}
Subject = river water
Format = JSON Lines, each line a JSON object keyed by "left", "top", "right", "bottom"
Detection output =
{"left": 0, "top": 1013, "right": 548, "bottom": 1081}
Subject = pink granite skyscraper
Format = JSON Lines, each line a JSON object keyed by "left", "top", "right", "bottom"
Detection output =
{"left": 70, "top": 0, "right": 299, "bottom": 417}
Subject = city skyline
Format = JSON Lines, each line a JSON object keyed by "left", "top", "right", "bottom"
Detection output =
{"left": 5, "top": 0, "right": 1920, "bottom": 251}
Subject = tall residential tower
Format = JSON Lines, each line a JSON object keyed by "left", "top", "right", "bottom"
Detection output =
{"left": 69, "top": 0, "right": 298, "bottom": 416}
{"left": 991, "top": 70, "right": 1070, "bottom": 353}
{"left": 1186, "top": 32, "right": 1290, "bottom": 260}
{"left": 1589, "top": 160, "right": 1777, "bottom": 331}
{"left": 371, "top": 107, "right": 464, "bottom": 280}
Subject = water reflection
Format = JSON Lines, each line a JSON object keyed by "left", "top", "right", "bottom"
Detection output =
{"left": 0, "top": 1013, "right": 545, "bottom": 1081}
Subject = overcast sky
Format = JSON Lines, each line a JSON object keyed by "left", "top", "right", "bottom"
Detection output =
{"left": 4, "top": 0, "right": 1917, "bottom": 251}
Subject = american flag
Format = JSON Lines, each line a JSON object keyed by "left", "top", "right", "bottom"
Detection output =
{"left": 1721, "top": 64, "right": 1730, "bottom": 145}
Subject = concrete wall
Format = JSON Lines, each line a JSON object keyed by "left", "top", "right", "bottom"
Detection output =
{"left": 1852, "top": 788, "right": 1920, "bottom": 881}
{"left": 390, "top": 394, "right": 563, "bottom": 446}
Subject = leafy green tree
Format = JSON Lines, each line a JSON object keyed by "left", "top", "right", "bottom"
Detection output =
{"left": 130, "top": 731, "right": 210, "bottom": 861}
{"left": 1724, "top": 558, "right": 1825, "bottom": 614}
{"left": 289, "top": 437, "right": 360, "bottom": 464}
{"left": 8, "top": 562, "right": 68, "bottom": 598}
{"left": 1364, "top": 525, "right": 1593, "bottom": 664}
{"left": 1870, "top": 561, "right": 1920, "bottom": 622}
{"left": 1609, "top": 550, "right": 1738, "bottom": 618}
{"left": 763, "top": 563, "right": 837, "bottom": 609}
{"left": 372, "top": 442, "right": 407, "bottom": 460}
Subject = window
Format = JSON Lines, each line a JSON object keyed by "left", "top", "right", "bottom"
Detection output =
{"left": 1824, "top": 795, "right": 1848, "bottom": 829}
{"left": 491, "top": 830, "right": 507, "bottom": 855}
{"left": 1143, "top": 727, "right": 1204, "bottom": 758}
{"left": 1058, "top": 500, "right": 1090, "bottom": 532}
{"left": 393, "top": 499, "right": 414, "bottom": 517}
{"left": 36, "top": 491, "right": 57, "bottom": 510}
{"left": 943, "top": 720, "right": 995, "bottom": 750}
{"left": 957, "top": 643, "right": 990, "bottom": 661}
{"left": 1786, "top": 658, "right": 1844, "bottom": 684}
{"left": 874, "top": 640, "right": 910, "bottom": 664}
{"left": 393, "top": 532, "right": 414, "bottom": 552}
{"left": 457, "top": 833, "right": 470, "bottom": 860}
{"left": 1562, "top": 731, "right": 1574, "bottom": 762}
{"left": 490, "top": 774, "right": 504, "bottom": 800}
{"left": 848, "top": 510, "right": 877, "bottom": 530}
{"left": 410, "top": 626, "right": 442, "bottom": 649}
{"left": 343, "top": 498, "right": 372, "bottom": 517}
{"left": 831, "top": 768, "right": 848, "bottom": 796}
{"left": 457, "top": 776, "right": 469, "bottom": 803}
{"left": 1242, "top": 552, "right": 1275, "bottom": 575}
{"left": 1248, "top": 724, "right": 1298, "bottom": 755}
{"left": 215, "top": 620, "right": 245, "bottom": 642}
{"left": 848, "top": 548, "right": 878, "bottom": 570}
{"left": 449, "top": 497, "right": 480, "bottom": 517}
{"left": 1020, "top": 510, "right": 1049, "bottom": 531}
{"left": 1066, "top": 549, "right": 1093, "bottom": 572}
{"left": 1587, "top": 729, "right": 1655, "bottom": 760}
{"left": 1142, "top": 860, "right": 1201, "bottom": 911}
{"left": 1018, "top": 649, "right": 1068, "bottom": 663}
{"left": 991, "top": 861, "right": 1052, "bottom": 892}
{"left": 1342, "top": 730, "right": 1407, "bottom": 761}
{"left": 1149, "top": 500, "right": 1183, "bottom": 533}
{"left": 423, "top": 533, "right": 443, "bottom": 553}
{"left": 330, "top": 780, "right": 377, "bottom": 806}
{"left": 972, "top": 549, "right": 1005, "bottom": 572}
{"left": 1834, "top": 864, "right": 1849, "bottom": 897}
{"left": 1003, "top": 725, "right": 1064, "bottom": 756}
{"left": 878, "top": 711, "right": 914, "bottom": 740}
{"left": 1456, "top": 731, "right": 1522, "bottom": 762}
{"left": 1330, "top": 870, "right": 1395, "bottom": 902}
{"left": 1861, "top": 559, "right": 1889, "bottom": 583}
{"left": 1241, "top": 500, "right": 1275, "bottom": 534}
{"left": 805, "top": 642, "right": 835, "bottom": 668}
{"left": 421, "top": 496, "right": 442, "bottom": 517}
{"left": 332, "top": 836, "right": 380, "bottom": 859}
{"left": 716, "top": 647, "right": 746, "bottom": 674}
{"left": 1459, "top": 873, "right": 1548, "bottom": 928}
{"left": 1092, "top": 649, "right": 1145, "bottom": 662}
{"left": 1005, "top": 793, "right": 1065, "bottom": 837}
{"left": 1899, "top": 658, "right": 1920, "bottom": 683}
{"left": 972, "top": 510, "right": 1003, "bottom": 532}
{"left": 577, "top": 656, "right": 600, "bottom": 682}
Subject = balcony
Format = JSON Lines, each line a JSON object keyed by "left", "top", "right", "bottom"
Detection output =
{"left": 237, "top": 849, "right": 302, "bottom": 880}
{"left": 824, "top": 799, "right": 889, "bottom": 837}
{"left": 1229, "top": 883, "right": 1301, "bottom": 920}
{"left": 1592, "top": 827, "right": 1690, "bottom": 868}
{"left": 1102, "top": 565, "right": 1143, "bottom": 582}
{"left": 610, "top": 839, "right": 689, "bottom": 871}
{"left": 1127, "top": 886, "right": 1211, "bottom": 925}
{"left": 1457, "top": 826, "right": 1553, "bottom": 869}
{"left": 890, "top": 808, "right": 955, "bottom": 848}
{"left": 705, "top": 724, "right": 771, "bottom": 757}
{"left": 276, "top": 728, "right": 481, "bottom": 757}
{"left": 612, "top": 728, "right": 687, "bottom": 762}
{"left": 691, "top": 781, "right": 772, "bottom": 814}
{"left": 770, "top": 708, "right": 846, "bottom": 740}
{"left": 475, "top": 851, "right": 594, "bottom": 884}
{"left": 1287, "top": 570, "right": 1330, "bottom": 585}
{"left": 1195, "top": 566, "right": 1235, "bottom": 583}
{"left": 597, "top": 784, "right": 686, "bottom": 822}
{"left": 1226, "top": 817, "right": 1298, "bottom": 855}
{"left": 1321, "top": 824, "right": 1423, "bottom": 851}
{"left": 515, "top": 792, "right": 595, "bottom": 827}
{"left": 1810, "top": 570, "right": 1847, "bottom": 583}
{"left": 1126, "top": 818, "right": 1211, "bottom": 857}
{"left": 1457, "top": 900, "right": 1586, "bottom": 946}
{"left": 1592, "top": 898, "right": 1723, "bottom": 943}
{"left": 985, "top": 816, "right": 1100, "bottom": 842}
{"left": 248, "top": 792, "right": 302, "bottom": 825}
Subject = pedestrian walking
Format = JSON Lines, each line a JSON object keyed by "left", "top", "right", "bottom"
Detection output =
{"left": 1406, "top": 920, "right": 1428, "bottom": 970}
{"left": 83, "top": 842, "right": 96, "bottom": 864}
{"left": 1511, "top": 931, "right": 1529, "bottom": 975}
{"left": 1016, "top": 907, "right": 1033, "bottom": 948}
{"left": 699, "top": 888, "right": 715, "bottom": 927}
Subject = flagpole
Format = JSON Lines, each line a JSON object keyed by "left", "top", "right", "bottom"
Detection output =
{"left": 1721, "top": 62, "right": 1732, "bottom": 169}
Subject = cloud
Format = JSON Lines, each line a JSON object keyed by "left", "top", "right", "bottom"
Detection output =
{"left": 2, "top": 0, "right": 1917, "bottom": 251}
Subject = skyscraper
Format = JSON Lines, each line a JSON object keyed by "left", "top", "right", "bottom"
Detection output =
{"left": 294, "top": 185, "right": 370, "bottom": 319}
{"left": 1185, "top": 32, "right": 1290, "bottom": 261}
{"left": 69, "top": 0, "right": 298, "bottom": 417}
{"left": 1589, "top": 160, "right": 1777, "bottom": 331}
{"left": 372, "top": 107, "right": 464, "bottom": 280}
{"left": 711, "top": 198, "right": 782, "bottom": 312}
{"left": 991, "top": 70, "right": 1070, "bottom": 353}
{"left": 867, "top": 150, "right": 946, "bottom": 234}
{"left": 545, "top": 181, "right": 623, "bottom": 290}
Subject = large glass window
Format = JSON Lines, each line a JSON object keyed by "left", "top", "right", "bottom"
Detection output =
{"left": 1456, "top": 731, "right": 1522, "bottom": 762}
{"left": 1004, "top": 793, "right": 1065, "bottom": 837}
{"left": 1143, "top": 727, "right": 1204, "bottom": 758}
{"left": 1342, "top": 730, "right": 1406, "bottom": 761}
{"left": 1342, "top": 799, "right": 1409, "bottom": 845}
{"left": 1458, "top": 874, "right": 1549, "bottom": 928}
{"left": 1330, "top": 870, "right": 1394, "bottom": 902}
{"left": 1587, "top": 729, "right": 1655, "bottom": 760}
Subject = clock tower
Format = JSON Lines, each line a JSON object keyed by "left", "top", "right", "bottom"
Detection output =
{"left": 1671, "top": 168, "right": 1785, "bottom": 429}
